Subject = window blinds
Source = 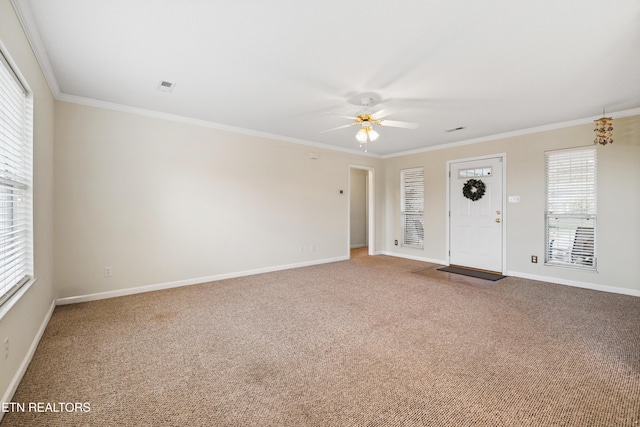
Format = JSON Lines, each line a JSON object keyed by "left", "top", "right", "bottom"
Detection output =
{"left": 545, "top": 147, "right": 596, "bottom": 269}
{"left": 401, "top": 168, "right": 424, "bottom": 248}
{"left": 0, "top": 51, "right": 32, "bottom": 305}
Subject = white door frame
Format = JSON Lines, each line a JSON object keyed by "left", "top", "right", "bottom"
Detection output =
{"left": 348, "top": 165, "right": 375, "bottom": 256}
{"left": 446, "top": 153, "right": 507, "bottom": 274}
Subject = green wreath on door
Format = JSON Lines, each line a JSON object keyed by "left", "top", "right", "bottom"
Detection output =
{"left": 462, "top": 179, "right": 486, "bottom": 201}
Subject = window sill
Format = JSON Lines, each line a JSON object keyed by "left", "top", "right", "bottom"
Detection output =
{"left": 544, "top": 263, "right": 598, "bottom": 273}
{"left": 0, "top": 277, "right": 37, "bottom": 321}
{"left": 402, "top": 244, "right": 424, "bottom": 250}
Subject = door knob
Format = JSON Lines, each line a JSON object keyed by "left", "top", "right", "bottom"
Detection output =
{"left": 495, "top": 218, "right": 501, "bottom": 223}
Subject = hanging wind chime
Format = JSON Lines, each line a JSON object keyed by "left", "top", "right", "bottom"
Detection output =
{"left": 593, "top": 109, "right": 613, "bottom": 146}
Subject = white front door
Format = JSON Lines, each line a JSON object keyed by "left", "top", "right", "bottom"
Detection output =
{"left": 449, "top": 157, "right": 503, "bottom": 273}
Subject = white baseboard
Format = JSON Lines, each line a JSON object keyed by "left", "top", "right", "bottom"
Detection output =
{"left": 350, "top": 244, "right": 367, "bottom": 249}
{"left": 56, "top": 256, "right": 349, "bottom": 306}
{"left": 380, "top": 251, "right": 447, "bottom": 266}
{"left": 506, "top": 271, "right": 640, "bottom": 297}
{"left": 0, "top": 299, "right": 55, "bottom": 421}
{"left": 380, "top": 252, "right": 639, "bottom": 297}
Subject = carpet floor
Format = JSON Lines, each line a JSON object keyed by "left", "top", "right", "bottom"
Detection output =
{"left": 2, "top": 254, "right": 639, "bottom": 426}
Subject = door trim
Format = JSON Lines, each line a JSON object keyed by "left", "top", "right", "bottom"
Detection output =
{"left": 446, "top": 153, "right": 507, "bottom": 274}
{"left": 348, "top": 165, "right": 375, "bottom": 256}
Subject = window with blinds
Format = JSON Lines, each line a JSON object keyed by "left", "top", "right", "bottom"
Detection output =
{"left": 0, "top": 51, "right": 33, "bottom": 307}
{"left": 401, "top": 168, "right": 424, "bottom": 248}
{"left": 545, "top": 147, "right": 596, "bottom": 269}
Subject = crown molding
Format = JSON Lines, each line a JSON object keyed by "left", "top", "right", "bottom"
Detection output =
{"left": 10, "top": 0, "right": 638, "bottom": 159}
{"left": 11, "top": 0, "right": 61, "bottom": 97}
{"left": 382, "top": 107, "right": 640, "bottom": 159}
{"left": 56, "top": 93, "right": 383, "bottom": 158}
{"left": 11, "top": 0, "right": 383, "bottom": 159}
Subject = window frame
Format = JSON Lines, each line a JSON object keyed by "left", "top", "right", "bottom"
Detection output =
{"left": 0, "top": 47, "right": 34, "bottom": 313}
{"left": 400, "top": 167, "right": 424, "bottom": 249}
{"left": 544, "top": 146, "right": 597, "bottom": 270}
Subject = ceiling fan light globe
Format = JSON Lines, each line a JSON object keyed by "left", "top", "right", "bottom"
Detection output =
{"left": 368, "top": 128, "right": 379, "bottom": 141}
{"left": 356, "top": 128, "right": 368, "bottom": 142}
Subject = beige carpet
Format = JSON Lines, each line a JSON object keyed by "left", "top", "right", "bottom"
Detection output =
{"left": 2, "top": 254, "right": 639, "bottom": 426}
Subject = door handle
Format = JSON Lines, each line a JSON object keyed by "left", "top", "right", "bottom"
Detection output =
{"left": 495, "top": 218, "right": 501, "bottom": 223}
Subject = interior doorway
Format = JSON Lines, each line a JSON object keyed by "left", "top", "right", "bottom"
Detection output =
{"left": 348, "top": 165, "right": 375, "bottom": 257}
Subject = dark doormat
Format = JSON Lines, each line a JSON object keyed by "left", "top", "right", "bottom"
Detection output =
{"left": 437, "top": 266, "right": 506, "bottom": 281}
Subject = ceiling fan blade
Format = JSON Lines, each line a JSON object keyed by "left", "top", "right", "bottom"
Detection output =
{"left": 379, "top": 119, "right": 419, "bottom": 129}
{"left": 370, "top": 107, "right": 397, "bottom": 120}
{"left": 322, "top": 111, "right": 358, "bottom": 120}
{"left": 319, "top": 123, "right": 356, "bottom": 134}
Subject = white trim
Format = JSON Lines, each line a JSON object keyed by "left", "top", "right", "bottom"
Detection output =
{"left": 10, "top": 0, "right": 60, "bottom": 96}
{"left": 55, "top": 256, "right": 348, "bottom": 306}
{"left": 0, "top": 278, "right": 36, "bottom": 321}
{"left": 502, "top": 156, "right": 508, "bottom": 273}
{"left": 0, "top": 299, "right": 55, "bottom": 422}
{"left": 366, "top": 169, "right": 375, "bottom": 255}
{"left": 9, "top": 0, "right": 640, "bottom": 159}
{"left": 400, "top": 167, "right": 425, "bottom": 249}
{"left": 382, "top": 107, "right": 640, "bottom": 159}
{"left": 0, "top": 41, "right": 35, "bottom": 320}
{"left": 382, "top": 253, "right": 638, "bottom": 297}
{"left": 544, "top": 145, "right": 597, "bottom": 156}
{"left": 350, "top": 244, "right": 367, "bottom": 249}
{"left": 56, "top": 93, "right": 382, "bottom": 158}
{"left": 446, "top": 154, "right": 507, "bottom": 274}
{"left": 10, "top": 0, "right": 380, "bottom": 160}
{"left": 49, "top": 94, "right": 640, "bottom": 161}
{"left": 506, "top": 271, "right": 640, "bottom": 298}
{"left": 380, "top": 251, "right": 446, "bottom": 266}
{"left": 348, "top": 165, "right": 376, "bottom": 256}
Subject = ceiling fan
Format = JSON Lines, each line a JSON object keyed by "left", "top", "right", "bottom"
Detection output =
{"left": 321, "top": 97, "right": 419, "bottom": 144}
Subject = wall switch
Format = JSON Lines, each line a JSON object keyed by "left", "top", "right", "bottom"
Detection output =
{"left": 104, "top": 266, "right": 112, "bottom": 277}
{"left": 508, "top": 196, "right": 521, "bottom": 203}
{"left": 531, "top": 255, "right": 538, "bottom": 263}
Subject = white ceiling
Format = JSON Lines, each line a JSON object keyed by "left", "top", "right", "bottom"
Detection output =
{"left": 13, "top": 0, "right": 640, "bottom": 156}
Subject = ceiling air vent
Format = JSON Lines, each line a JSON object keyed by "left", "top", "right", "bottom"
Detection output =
{"left": 446, "top": 126, "right": 465, "bottom": 133}
{"left": 157, "top": 80, "right": 176, "bottom": 92}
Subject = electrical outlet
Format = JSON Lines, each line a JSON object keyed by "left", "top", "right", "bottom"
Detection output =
{"left": 394, "top": 240, "right": 398, "bottom": 246}
{"left": 104, "top": 266, "right": 112, "bottom": 277}
{"left": 4, "top": 337, "right": 8, "bottom": 360}
{"left": 531, "top": 255, "right": 538, "bottom": 263}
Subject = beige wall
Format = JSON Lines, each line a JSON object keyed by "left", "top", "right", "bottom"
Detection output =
{"left": 383, "top": 115, "right": 640, "bottom": 292}
{"left": 54, "top": 102, "right": 383, "bottom": 298}
{"left": 0, "top": 0, "right": 55, "bottom": 404}
{"left": 56, "top": 100, "right": 639, "bottom": 296}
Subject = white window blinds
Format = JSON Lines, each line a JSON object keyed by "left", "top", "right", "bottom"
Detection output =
{"left": 401, "top": 168, "right": 424, "bottom": 248}
{"left": 545, "top": 147, "right": 596, "bottom": 269}
{"left": 0, "top": 51, "right": 33, "bottom": 306}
